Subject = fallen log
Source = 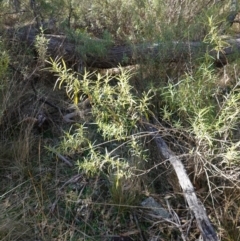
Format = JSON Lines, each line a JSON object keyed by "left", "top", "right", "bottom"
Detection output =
{"left": 4, "top": 25, "right": 240, "bottom": 69}
{"left": 145, "top": 123, "right": 219, "bottom": 241}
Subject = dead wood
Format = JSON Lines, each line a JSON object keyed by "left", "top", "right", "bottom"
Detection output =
{"left": 144, "top": 123, "right": 219, "bottom": 241}
{"left": 4, "top": 25, "right": 240, "bottom": 69}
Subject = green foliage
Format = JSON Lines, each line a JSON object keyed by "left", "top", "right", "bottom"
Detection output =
{"left": 78, "top": 147, "right": 131, "bottom": 179}
{"left": 66, "top": 28, "right": 114, "bottom": 59}
{"left": 49, "top": 124, "right": 88, "bottom": 156}
{"left": 48, "top": 58, "right": 153, "bottom": 139}
{"left": 84, "top": 69, "right": 152, "bottom": 140}
{"left": 190, "top": 107, "right": 215, "bottom": 146}
{"left": 34, "top": 28, "right": 49, "bottom": 66}
{"left": 159, "top": 16, "right": 240, "bottom": 168}
{"left": 161, "top": 14, "right": 236, "bottom": 128}
{"left": 45, "top": 59, "right": 152, "bottom": 221}
{"left": 161, "top": 59, "right": 216, "bottom": 121}
{"left": 203, "top": 15, "right": 230, "bottom": 58}
{"left": 164, "top": 70, "right": 240, "bottom": 164}
{"left": 46, "top": 58, "right": 151, "bottom": 203}
{"left": 46, "top": 57, "right": 81, "bottom": 104}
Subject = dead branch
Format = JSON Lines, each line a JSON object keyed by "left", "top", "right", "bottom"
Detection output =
{"left": 4, "top": 25, "right": 240, "bottom": 69}
{"left": 144, "top": 123, "right": 219, "bottom": 241}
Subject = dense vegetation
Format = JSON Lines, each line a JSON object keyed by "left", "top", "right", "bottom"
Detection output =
{"left": 1, "top": 0, "right": 240, "bottom": 240}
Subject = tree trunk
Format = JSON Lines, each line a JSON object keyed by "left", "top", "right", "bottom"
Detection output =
{"left": 5, "top": 25, "right": 240, "bottom": 69}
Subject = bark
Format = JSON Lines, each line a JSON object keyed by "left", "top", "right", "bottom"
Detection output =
{"left": 5, "top": 25, "right": 240, "bottom": 69}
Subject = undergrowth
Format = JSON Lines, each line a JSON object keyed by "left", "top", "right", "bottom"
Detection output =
{"left": 1, "top": 1, "right": 240, "bottom": 241}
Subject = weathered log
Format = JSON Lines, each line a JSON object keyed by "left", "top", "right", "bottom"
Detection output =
{"left": 145, "top": 123, "right": 219, "bottom": 241}
{"left": 4, "top": 25, "right": 240, "bottom": 69}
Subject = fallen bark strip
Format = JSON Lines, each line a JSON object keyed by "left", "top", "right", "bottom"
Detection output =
{"left": 4, "top": 25, "right": 240, "bottom": 68}
{"left": 145, "top": 123, "right": 219, "bottom": 241}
